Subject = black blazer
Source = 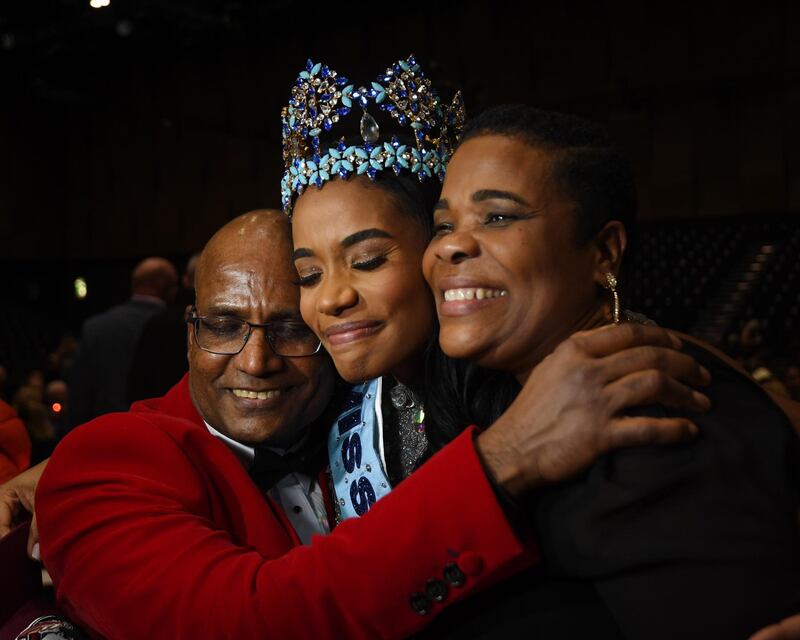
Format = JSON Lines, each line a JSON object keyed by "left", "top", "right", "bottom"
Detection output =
{"left": 422, "top": 342, "right": 800, "bottom": 639}
{"left": 69, "top": 297, "right": 165, "bottom": 426}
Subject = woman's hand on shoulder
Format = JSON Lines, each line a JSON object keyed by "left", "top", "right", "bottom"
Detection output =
{"left": 477, "top": 323, "right": 712, "bottom": 498}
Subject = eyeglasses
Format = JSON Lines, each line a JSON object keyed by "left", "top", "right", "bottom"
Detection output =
{"left": 186, "top": 307, "right": 322, "bottom": 357}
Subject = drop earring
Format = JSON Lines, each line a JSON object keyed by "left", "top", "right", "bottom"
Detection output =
{"left": 603, "top": 272, "right": 620, "bottom": 325}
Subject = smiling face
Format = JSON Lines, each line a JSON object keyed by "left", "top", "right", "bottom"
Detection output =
{"left": 291, "top": 177, "right": 436, "bottom": 384}
{"left": 188, "top": 211, "right": 334, "bottom": 448}
{"left": 423, "top": 135, "right": 618, "bottom": 381}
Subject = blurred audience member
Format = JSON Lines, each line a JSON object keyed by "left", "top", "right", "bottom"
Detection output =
{"left": 0, "top": 400, "right": 31, "bottom": 483}
{"left": 752, "top": 366, "right": 790, "bottom": 398}
{"left": 45, "top": 334, "right": 79, "bottom": 382}
{"left": 0, "top": 364, "right": 8, "bottom": 402}
{"left": 69, "top": 257, "right": 178, "bottom": 428}
{"left": 24, "top": 370, "right": 44, "bottom": 391}
{"left": 128, "top": 253, "right": 198, "bottom": 402}
{"left": 785, "top": 365, "right": 800, "bottom": 402}
{"left": 722, "top": 330, "right": 742, "bottom": 365}
{"left": 44, "top": 380, "right": 70, "bottom": 439}
{"left": 740, "top": 318, "right": 764, "bottom": 356}
{"left": 12, "top": 383, "right": 56, "bottom": 465}
{"left": 745, "top": 347, "right": 789, "bottom": 396}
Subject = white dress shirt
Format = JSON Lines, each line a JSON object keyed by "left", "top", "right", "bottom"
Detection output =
{"left": 204, "top": 422, "right": 330, "bottom": 544}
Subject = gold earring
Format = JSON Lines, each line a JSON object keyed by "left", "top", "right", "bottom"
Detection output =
{"left": 603, "top": 272, "right": 620, "bottom": 324}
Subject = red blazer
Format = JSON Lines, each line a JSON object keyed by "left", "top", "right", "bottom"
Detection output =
{"left": 37, "top": 376, "right": 535, "bottom": 639}
{"left": 0, "top": 400, "right": 31, "bottom": 484}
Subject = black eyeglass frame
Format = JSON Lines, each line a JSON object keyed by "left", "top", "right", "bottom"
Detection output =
{"left": 185, "top": 307, "right": 322, "bottom": 357}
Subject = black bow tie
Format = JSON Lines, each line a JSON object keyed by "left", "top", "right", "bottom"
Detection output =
{"left": 249, "top": 436, "right": 326, "bottom": 492}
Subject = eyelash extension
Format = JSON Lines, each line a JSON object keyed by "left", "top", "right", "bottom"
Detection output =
{"left": 485, "top": 212, "right": 521, "bottom": 224}
{"left": 352, "top": 255, "right": 387, "bottom": 271}
{"left": 293, "top": 272, "right": 321, "bottom": 287}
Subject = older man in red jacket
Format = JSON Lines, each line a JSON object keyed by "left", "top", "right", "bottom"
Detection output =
{"left": 35, "top": 211, "right": 534, "bottom": 639}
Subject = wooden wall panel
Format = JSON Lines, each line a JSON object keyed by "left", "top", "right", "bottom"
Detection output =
{"left": 734, "top": 102, "right": 785, "bottom": 213}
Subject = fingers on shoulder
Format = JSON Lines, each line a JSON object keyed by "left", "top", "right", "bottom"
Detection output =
{"left": 606, "top": 369, "right": 710, "bottom": 414}
{"left": 571, "top": 323, "right": 681, "bottom": 358}
{"left": 603, "top": 415, "right": 697, "bottom": 451}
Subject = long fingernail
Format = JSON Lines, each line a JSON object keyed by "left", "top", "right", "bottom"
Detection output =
{"left": 31, "top": 543, "right": 40, "bottom": 561}
{"left": 669, "top": 333, "right": 683, "bottom": 349}
{"left": 693, "top": 391, "right": 712, "bottom": 410}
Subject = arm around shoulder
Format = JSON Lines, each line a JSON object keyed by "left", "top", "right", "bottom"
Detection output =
{"left": 37, "top": 418, "right": 533, "bottom": 640}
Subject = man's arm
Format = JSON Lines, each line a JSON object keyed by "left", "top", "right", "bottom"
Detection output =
{"left": 37, "top": 417, "right": 530, "bottom": 640}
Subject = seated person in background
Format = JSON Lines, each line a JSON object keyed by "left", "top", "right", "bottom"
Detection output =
{"left": 0, "top": 400, "right": 30, "bottom": 484}
{"left": 421, "top": 105, "right": 800, "bottom": 639}
{"left": 13, "top": 385, "right": 58, "bottom": 465}
{"left": 26, "top": 210, "right": 709, "bottom": 640}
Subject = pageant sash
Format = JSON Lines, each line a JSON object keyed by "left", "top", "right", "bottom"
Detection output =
{"left": 328, "top": 378, "right": 392, "bottom": 520}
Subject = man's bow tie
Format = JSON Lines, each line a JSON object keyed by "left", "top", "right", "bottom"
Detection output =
{"left": 249, "top": 437, "right": 326, "bottom": 492}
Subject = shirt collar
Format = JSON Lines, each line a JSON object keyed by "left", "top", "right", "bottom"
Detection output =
{"left": 203, "top": 421, "right": 313, "bottom": 474}
{"left": 204, "top": 421, "right": 255, "bottom": 469}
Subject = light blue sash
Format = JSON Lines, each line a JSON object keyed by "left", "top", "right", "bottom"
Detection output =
{"left": 328, "top": 378, "right": 393, "bottom": 520}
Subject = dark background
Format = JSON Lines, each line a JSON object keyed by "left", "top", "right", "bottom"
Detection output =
{"left": 1, "top": 0, "right": 799, "bottom": 367}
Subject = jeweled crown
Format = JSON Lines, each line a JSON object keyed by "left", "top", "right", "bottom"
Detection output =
{"left": 280, "top": 54, "right": 465, "bottom": 214}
